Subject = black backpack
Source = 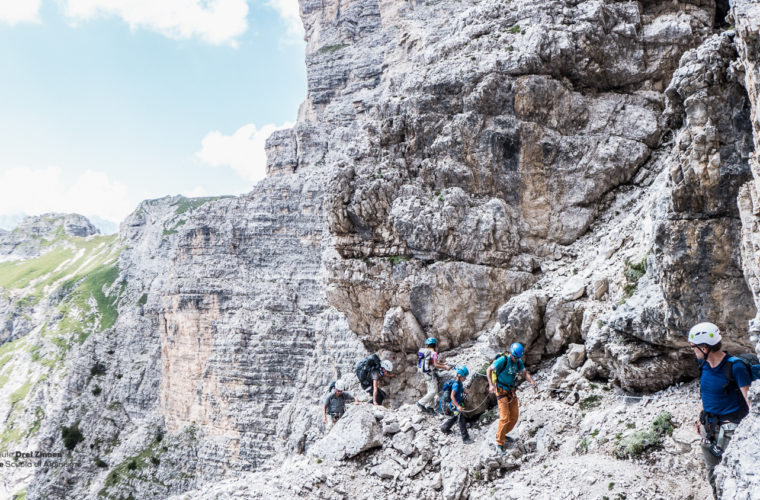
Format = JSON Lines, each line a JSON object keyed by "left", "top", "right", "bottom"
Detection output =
{"left": 721, "top": 353, "right": 760, "bottom": 392}
{"left": 438, "top": 379, "right": 456, "bottom": 416}
{"left": 355, "top": 354, "right": 381, "bottom": 390}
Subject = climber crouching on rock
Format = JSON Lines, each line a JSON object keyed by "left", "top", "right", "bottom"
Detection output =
{"left": 688, "top": 322, "right": 752, "bottom": 498}
{"left": 370, "top": 359, "right": 395, "bottom": 406}
{"left": 486, "top": 342, "right": 537, "bottom": 454}
{"left": 441, "top": 366, "right": 473, "bottom": 444}
{"left": 355, "top": 354, "right": 396, "bottom": 406}
{"left": 323, "top": 380, "right": 359, "bottom": 432}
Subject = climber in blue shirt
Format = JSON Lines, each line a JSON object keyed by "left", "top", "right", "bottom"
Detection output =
{"left": 688, "top": 322, "right": 752, "bottom": 498}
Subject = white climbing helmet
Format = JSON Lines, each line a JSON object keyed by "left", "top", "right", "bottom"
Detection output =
{"left": 381, "top": 359, "right": 393, "bottom": 372}
{"left": 688, "top": 322, "right": 722, "bottom": 345}
{"left": 335, "top": 380, "right": 345, "bottom": 391}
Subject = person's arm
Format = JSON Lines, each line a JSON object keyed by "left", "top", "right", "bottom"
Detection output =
{"left": 432, "top": 355, "right": 450, "bottom": 370}
{"left": 733, "top": 362, "right": 752, "bottom": 410}
{"left": 487, "top": 365, "right": 495, "bottom": 393}
{"left": 740, "top": 385, "right": 751, "bottom": 410}
{"left": 323, "top": 404, "right": 328, "bottom": 423}
{"left": 525, "top": 371, "right": 537, "bottom": 390}
{"left": 452, "top": 385, "right": 464, "bottom": 411}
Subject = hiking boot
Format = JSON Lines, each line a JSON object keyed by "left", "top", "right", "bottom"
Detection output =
{"left": 462, "top": 437, "right": 474, "bottom": 444}
{"left": 441, "top": 429, "right": 452, "bottom": 436}
{"left": 426, "top": 406, "right": 436, "bottom": 416}
{"left": 417, "top": 402, "right": 428, "bottom": 413}
{"left": 493, "top": 443, "right": 507, "bottom": 455}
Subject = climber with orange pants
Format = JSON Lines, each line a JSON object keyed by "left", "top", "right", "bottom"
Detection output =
{"left": 486, "top": 342, "right": 536, "bottom": 454}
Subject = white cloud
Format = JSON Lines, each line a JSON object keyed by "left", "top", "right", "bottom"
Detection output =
{"left": 196, "top": 122, "right": 293, "bottom": 183}
{"left": 182, "top": 185, "right": 207, "bottom": 197}
{"left": 61, "top": 0, "right": 249, "bottom": 46}
{"left": 0, "top": 167, "right": 132, "bottom": 224}
{"left": 0, "top": 0, "right": 41, "bottom": 25}
{"left": 265, "top": 0, "right": 303, "bottom": 41}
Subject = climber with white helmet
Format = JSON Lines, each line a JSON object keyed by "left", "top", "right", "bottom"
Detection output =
{"left": 441, "top": 366, "right": 473, "bottom": 444}
{"left": 322, "top": 380, "right": 359, "bottom": 431}
{"left": 689, "top": 322, "right": 752, "bottom": 498}
{"left": 486, "top": 342, "right": 537, "bottom": 454}
{"left": 416, "top": 337, "right": 452, "bottom": 415}
{"left": 369, "top": 358, "right": 395, "bottom": 406}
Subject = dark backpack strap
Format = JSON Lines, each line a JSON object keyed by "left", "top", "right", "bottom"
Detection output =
{"left": 722, "top": 356, "right": 742, "bottom": 394}
{"left": 494, "top": 354, "right": 508, "bottom": 377}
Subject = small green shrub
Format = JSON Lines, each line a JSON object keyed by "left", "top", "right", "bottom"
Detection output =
{"left": 318, "top": 44, "right": 348, "bottom": 54}
{"left": 614, "top": 412, "right": 673, "bottom": 458}
{"left": 9, "top": 381, "right": 33, "bottom": 405}
{"left": 95, "top": 457, "right": 108, "bottom": 468}
{"left": 90, "top": 362, "right": 106, "bottom": 376}
{"left": 61, "top": 424, "right": 84, "bottom": 450}
{"left": 92, "top": 386, "right": 102, "bottom": 396}
{"left": 27, "top": 407, "right": 44, "bottom": 437}
{"left": 652, "top": 412, "right": 674, "bottom": 436}
{"left": 479, "top": 408, "right": 498, "bottom": 426}
{"left": 578, "top": 437, "right": 590, "bottom": 454}
{"left": 477, "top": 361, "right": 491, "bottom": 375}
{"left": 172, "top": 196, "right": 230, "bottom": 216}
{"left": 508, "top": 25, "right": 522, "bottom": 34}
{"left": 621, "top": 256, "right": 647, "bottom": 300}
{"left": 579, "top": 395, "right": 602, "bottom": 410}
{"left": 387, "top": 255, "right": 410, "bottom": 266}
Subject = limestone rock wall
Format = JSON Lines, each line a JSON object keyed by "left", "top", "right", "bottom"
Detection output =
{"left": 293, "top": 0, "right": 754, "bottom": 392}
{"left": 158, "top": 171, "right": 363, "bottom": 473}
{"left": 718, "top": 0, "right": 760, "bottom": 497}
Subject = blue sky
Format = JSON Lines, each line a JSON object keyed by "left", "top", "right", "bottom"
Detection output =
{"left": 0, "top": 0, "right": 305, "bottom": 227}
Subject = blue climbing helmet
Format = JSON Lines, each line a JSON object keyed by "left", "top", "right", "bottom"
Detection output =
{"left": 456, "top": 366, "right": 469, "bottom": 378}
{"left": 510, "top": 342, "right": 524, "bottom": 359}
{"left": 425, "top": 337, "right": 437, "bottom": 347}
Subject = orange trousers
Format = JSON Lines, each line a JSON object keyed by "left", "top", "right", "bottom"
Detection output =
{"left": 496, "top": 388, "right": 519, "bottom": 446}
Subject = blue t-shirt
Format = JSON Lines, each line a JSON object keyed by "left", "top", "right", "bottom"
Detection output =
{"left": 700, "top": 354, "right": 751, "bottom": 417}
{"left": 450, "top": 380, "right": 465, "bottom": 409}
{"left": 492, "top": 355, "right": 525, "bottom": 389}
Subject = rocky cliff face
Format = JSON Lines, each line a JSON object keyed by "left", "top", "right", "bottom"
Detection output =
{"left": 2, "top": 0, "right": 760, "bottom": 499}
{"left": 295, "top": 0, "right": 756, "bottom": 394}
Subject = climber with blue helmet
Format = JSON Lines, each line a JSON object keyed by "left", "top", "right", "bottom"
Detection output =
{"left": 416, "top": 337, "right": 452, "bottom": 415}
{"left": 441, "top": 366, "right": 473, "bottom": 444}
{"left": 486, "top": 342, "right": 536, "bottom": 454}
